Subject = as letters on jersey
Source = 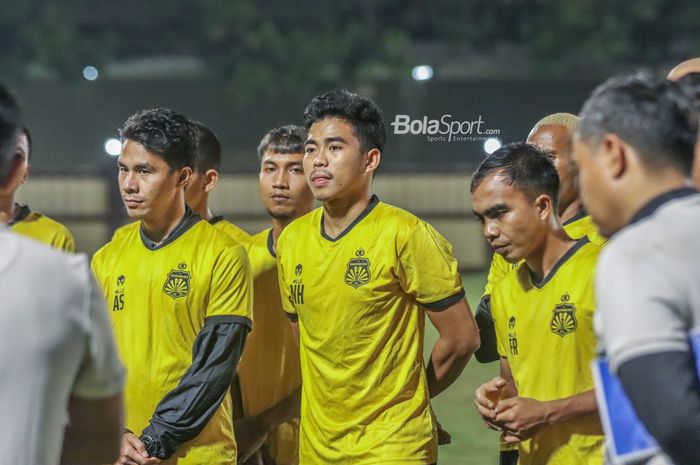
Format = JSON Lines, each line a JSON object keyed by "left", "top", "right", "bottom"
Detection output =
{"left": 163, "top": 262, "right": 191, "bottom": 299}
{"left": 113, "top": 274, "right": 125, "bottom": 311}
{"left": 344, "top": 248, "right": 371, "bottom": 288}
{"left": 550, "top": 293, "right": 577, "bottom": 337}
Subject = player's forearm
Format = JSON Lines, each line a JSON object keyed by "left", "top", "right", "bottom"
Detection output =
{"left": 543, "top": 389, "right": 598, "bottom": 426}
{"left": 141, "top": 319, "right": 249, "bottom": 459}
{"left": 426, "top": 335, "right": 478, "bottom": 397}
{"left": 257, "top": 387, "right": 301, "bottom": 430}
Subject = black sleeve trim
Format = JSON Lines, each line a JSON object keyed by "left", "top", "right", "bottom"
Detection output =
{"left": 474, "top": 295, "right": 499, "bottom": 363}
{"left": 140, "top": 321, "right": 249, "bottom": 459}
{"left": 205, "top": 314, "right": 252, "bottom": 329}
{"left": 421, "top": 289, "right": 466, "bottom": 310}
{"left": 285, "top": 312, "right": 299, "bottom": 322}
{"left": 617, "top": 350, "right": 700, "bottom": 464}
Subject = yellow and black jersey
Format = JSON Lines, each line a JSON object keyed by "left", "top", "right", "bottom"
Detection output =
{"left": 483, "top": 210, "right": 604, "bottom": 297}
{"left": 92, "top": 209, "right": 253, "bottom": 465}
{"left": 490, "top": 238, "right": 604, "bottom": 465}
{"left": 237, "top": 228, "right": 301, "bottom": 465}
{"left": 11, "top": 204, "right": 75, "bottom": 252}
{"left": 210, "top": 216, "right": 252, "bottom": 245}
{"left": 277, "top": 195, "right": 464, "bottom": 465}
{"left": 475, "top": 210, "right": 606, "bottom": 364}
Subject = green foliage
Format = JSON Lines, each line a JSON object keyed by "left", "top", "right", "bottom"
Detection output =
{"left": 2, "top": 0, "right": 699, "bottom": 101}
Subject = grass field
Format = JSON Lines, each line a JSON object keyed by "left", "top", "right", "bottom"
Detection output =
{"left": 424, "top": 272, "right": 501, "bottom": 465}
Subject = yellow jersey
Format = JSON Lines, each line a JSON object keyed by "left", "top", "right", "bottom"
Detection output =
{"left": 491, "top": 238, "right": 604, "bottom": 465}
{"left": 484, "top": 211, "right": 604, "bottom": 296}
{"left": 210, "top": 216, "right": 252, "bottom": 245}
{"left": 92, "top": 212, "right": 253, "bottom": 465}
{"left": 236, "top": 228, "right": 301, "bottom": 465}
{"left": 277, "top": 195, "right": 464, "bottom": 465}
{"left": 11, "top": 204, "right": 75, "bottom": 252}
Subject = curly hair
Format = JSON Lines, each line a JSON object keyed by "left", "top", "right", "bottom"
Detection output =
{"left": 121, "top": 108, "right": 197, "bottom": 171}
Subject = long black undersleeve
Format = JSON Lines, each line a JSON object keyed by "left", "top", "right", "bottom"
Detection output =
{"left": 474, "top": 295, "right": 499, "bottom": 363}
{"left": 140, "top": 316, "right": 250, "bottom": 459}
{"left": 618, "top": 350, "right": 700, "bottom": 465}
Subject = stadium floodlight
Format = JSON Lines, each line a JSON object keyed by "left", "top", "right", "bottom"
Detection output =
{"left": 483, "top": 137, "right": 502, "bottom": 155}
{"left": 411, "top": 65, "right": 433, "bottom": 81}
{"left": 104, "top": 138, "right": 122, "bottom": 157}
{"left": 82, "top": 66, "right": 99, "bottom": 81}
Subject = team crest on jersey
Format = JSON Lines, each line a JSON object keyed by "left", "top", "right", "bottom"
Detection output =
{"left": 550, "top": 293, "right": 577, "bottom": 337}
{"left": 344, "top": 248, "right": 371, "bottom": 288}
{"left": 163, "top": 263, "right": 191, "bottom": 300}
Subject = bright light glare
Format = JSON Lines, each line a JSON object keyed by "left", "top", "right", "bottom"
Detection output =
{"left": 411, "top": 65, "right": 434, "bottom": 81}
{"left": 104, "top": 138, "right": 121, "bottom": 157}
{"left": 483, "top": 137, "right": 502, "bottom": 155}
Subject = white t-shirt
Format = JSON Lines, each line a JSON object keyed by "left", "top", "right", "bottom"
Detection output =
{"left": 0, "top": 228, "right": 125, "bottom": 465}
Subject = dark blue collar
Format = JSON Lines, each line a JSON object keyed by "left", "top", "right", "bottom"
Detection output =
{"left": 627, "top": 187, "right": 697, "bottom": 228}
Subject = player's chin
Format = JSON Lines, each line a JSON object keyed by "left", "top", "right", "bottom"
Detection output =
{"left": 123, "top": 206, "right": 148, "bottom": 219}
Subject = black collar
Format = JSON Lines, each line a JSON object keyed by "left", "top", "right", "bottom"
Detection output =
{"left": 266, "top": 228, "right": 276, "bottom": 258}
{"left": 140, "top": 206, "right": 201, "bottom": 250}
{"left": 320, "top": 195, "right": 380, "bottom": 242}
{"left": 10, "top": 204, "right": 31, "bottom": 226}
{"left": 562, "top": 208, "right": 587, "bottom": 227}
{"left": 627, "top": 187, "right": 697, "bottom": 228}
{"left": 529, "top": 236, "right": 590, "bottom": 289}
{"left": 209, "top": 215, "right": 224, "bottom": 225}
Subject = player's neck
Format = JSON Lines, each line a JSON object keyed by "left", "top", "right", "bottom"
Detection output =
{"left": 620, "top": 172, "right": 691, "bottom": 228}
{"left": 193, "top": 205, "right": 213, "bottom": 222}
{"left": 141, "top": 202, "right": 187, "bottom": 244}
{"left": 559, "top": 198, "right": 584, "bottom": 224}
{"left": 0, "top": 193, "right": 16, "bottom": 224}
{"left": 322, "top": 192, "right": 373, "bottom": 239}
{"left": 189, "top": 196, "right": 212, "bottom": 221}
{"left": 525, "top": 227, "right": 576, "bottom": 283}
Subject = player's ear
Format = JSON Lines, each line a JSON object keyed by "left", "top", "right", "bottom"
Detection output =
{"left": 203, "top": 169, "right": 219, "bottom": 193}
{"left": 600, "top": 133, "right": 626, "bottom": 179}
{"left": 534, "top": 193, "right": 553, "bottom": 221}
{"left": 177, "top": 167, "right": 192, "bottom": 187}
{"left": 0, "top": 154, "right": 24, "bottom": 194}
{"left": 365, "top": 148, "right": 381, "bottom": 174}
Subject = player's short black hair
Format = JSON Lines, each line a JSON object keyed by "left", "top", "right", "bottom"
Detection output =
{"left": 471, "top": 142, "right": 560, "bottom": 212}
{"left": 303, "top": 89, "right": 386, "bottom": 154}
{"left": 120, "top": 108, "right": 197, "bottom": 171}
{"left": 192, "top": 121, "right": 221, "bottom": 174}
{"left": 257, "top": 125, "right": 307, "bottom": 159}
{"left": 0, "top": 83, "right": 21, "bottom": 184}
{"left": 578, "top": 72, "right": 698, "bottom": 175}
{"left": 677, "top": 71, "right": 700, "bottom": 112}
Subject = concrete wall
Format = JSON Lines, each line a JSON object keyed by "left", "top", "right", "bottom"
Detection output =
{"left": 15, "top": 173, "right": 490, "bottom": 270}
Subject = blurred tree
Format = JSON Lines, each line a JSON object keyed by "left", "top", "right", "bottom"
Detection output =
{"left": 1, "top": 0, "right": 699, "bottom": 100}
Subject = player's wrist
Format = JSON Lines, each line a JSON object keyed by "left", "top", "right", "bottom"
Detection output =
{"left": 541, "top": 398, "right": 565, "bottom": 426}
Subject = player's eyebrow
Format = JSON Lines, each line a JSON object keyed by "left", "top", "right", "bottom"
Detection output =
{"left": 480, "top": 203, "right": 508, "bottom": 218}
{"left": 323, "top": 136, "right": 348, "bottom": 145}
{"left": 305, "top": 136, "right": 348, "bottom": 146}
